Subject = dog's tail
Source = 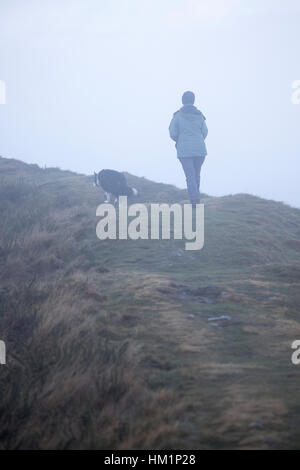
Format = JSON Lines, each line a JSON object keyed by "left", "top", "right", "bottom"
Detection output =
{"left": 122, "top": 185, "right": 138, "bottom": 197}
{"left": 126, "top": 186, "right": 138, "bottom": 197}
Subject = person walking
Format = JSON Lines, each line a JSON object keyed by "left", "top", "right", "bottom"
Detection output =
{"left": 169, "top": 91, "right": 208, "bottom": 205}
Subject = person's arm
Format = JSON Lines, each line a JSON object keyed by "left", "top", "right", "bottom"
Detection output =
{"left": 201, "top": 120, "right": 208, "bottom": 139}
{"left": 169, "top": 115, "right": 179, "bottom": 142}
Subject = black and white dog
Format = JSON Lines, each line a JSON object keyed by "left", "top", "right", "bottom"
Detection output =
{"left": 94, "top": 169, "right": 138, "bottom": 204}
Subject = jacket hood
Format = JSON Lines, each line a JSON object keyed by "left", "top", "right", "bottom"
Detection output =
{"left": 174, "top": 105, "right": 206, "bottom": 120}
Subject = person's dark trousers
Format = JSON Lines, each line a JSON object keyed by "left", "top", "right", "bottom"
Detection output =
{"left": 179, "top": 156, "right": 205, "bottom": 204}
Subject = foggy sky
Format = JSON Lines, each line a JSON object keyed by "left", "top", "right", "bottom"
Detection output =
{"left": 0, "top": 0, "right": 299, "bottom": 207}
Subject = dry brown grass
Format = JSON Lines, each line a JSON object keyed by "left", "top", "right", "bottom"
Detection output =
{"left": 1, "top": 158, "right": 300, "bottom": 449}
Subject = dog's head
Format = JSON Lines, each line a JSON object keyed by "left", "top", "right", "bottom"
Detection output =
{"left": 93, "top": 171, "right": 100, "bottom": 187}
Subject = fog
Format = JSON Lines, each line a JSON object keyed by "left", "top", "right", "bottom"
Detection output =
{"left": 0, "top": 0, "right": 299, "bottom": 206}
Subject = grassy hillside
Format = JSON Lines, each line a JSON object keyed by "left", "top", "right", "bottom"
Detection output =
{"left": 0, "top": 156, "right": 300, "bottom": 449}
